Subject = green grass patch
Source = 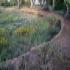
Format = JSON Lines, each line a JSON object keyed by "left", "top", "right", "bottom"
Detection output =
{"left": 0, "top": 12, "right": 61, "bottom": 62}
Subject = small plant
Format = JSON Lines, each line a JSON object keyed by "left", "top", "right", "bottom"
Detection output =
{"left": 15, "top": 26, "right": 35, "bottom": 36}
{"left": 0, "top": 28, "right": 6, "bottom": 33}
{"left": 0, "top": 37, "right": 9, "bottom": 46}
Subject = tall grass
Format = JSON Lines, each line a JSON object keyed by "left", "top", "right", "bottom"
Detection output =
{"left": 0, "top": 12, "right": 61, "bottom": 62}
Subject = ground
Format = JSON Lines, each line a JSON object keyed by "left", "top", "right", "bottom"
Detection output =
{"left": 0, "top": 7, "right": 70, "bottom": 70}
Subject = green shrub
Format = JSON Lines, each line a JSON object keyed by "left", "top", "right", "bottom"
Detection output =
{"left": 0, "top": 37, "right": 9, "bottom": 46}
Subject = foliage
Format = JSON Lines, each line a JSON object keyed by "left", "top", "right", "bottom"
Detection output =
{"left": 0, "top": 12, "right": 61, "bottom": 62}
{"left": 0, "top": 36, "right": 9, "bottom": 46}
{"left": 0, "top": 28, "right": 9, "bottom": 45}
{"left": 55, "top": 0, "right": 64, "bottom": 10}
{"left": 66, "top": 0, "right": 70, "bottom": 3}
{"left": 15, "top": 26, "right": 35, "bottom": 35}
{"left": 0, "top": 0, "right": 17, "bottom": 6}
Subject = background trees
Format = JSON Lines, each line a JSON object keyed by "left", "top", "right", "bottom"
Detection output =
{"left": 64, "top": 0, "right": 70, "bottom": 15}
{"left": 0, "top": 0, "right": 17, "bottom": 6}
{"left": 0, "top": 0, "right": 70, "bottom": 14}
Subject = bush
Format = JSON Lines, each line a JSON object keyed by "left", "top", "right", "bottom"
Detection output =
{"left": 0, "top": 37, "right": 9, "bottom": 46}
{"left": 15, "top": 26, "right": 35, "bottom": 36}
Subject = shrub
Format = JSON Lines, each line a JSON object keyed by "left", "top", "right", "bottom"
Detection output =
{"left": 0, "top": 28, "right": 6, "bottom": 33}
{"left": 0, "top": 37, "right": 9, "bottom": 46}
{"left": 15, "top": 26, "right": 35, "bottom": 36}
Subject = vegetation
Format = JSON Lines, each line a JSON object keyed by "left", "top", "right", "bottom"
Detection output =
{"left": 0, "top": 0, "right": 70, "bottom": 13}
{"left": 0, "top": 0, "right": 17, "bottom": 6}
{"left": 0, "top": 0, "right": 70, "bottom": 70}
{"left": 0, "top": 12, "right": 61, "bottom": 62}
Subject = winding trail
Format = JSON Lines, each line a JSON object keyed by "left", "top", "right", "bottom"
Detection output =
{"left": 19, "top": 7, "right": 70, "bottom": 57}
{"left": 0, "top": 7, "right": 70, "bottom": 70}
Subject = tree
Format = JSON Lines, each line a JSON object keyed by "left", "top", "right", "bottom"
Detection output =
{"left": 52, "top": 0, "right": 55, "bottom": 9}
{"left": 64, "top": 0, "right": 70, "bottom": 15}
{"left": 31, "top": 0, "right": 35, "bottom": 7}
{"left": 17, "top": 0, "right": 20, "bottom": 8}
{"left": 30, "top": 0, "right": 48, "bottom": 8}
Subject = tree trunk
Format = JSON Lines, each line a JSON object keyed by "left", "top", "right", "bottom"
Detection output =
{"left": 31, "top": 0, "right": 33, "bottom": 7}
{"left": 17, "top": 0, "right": 20, "bottom": 8}
{"left": 31, "top": 0, "right": 35, "bottom": 7}
{"left": 52, "top": 0, "right": 55, "bottom": 9}
{"left": 64, "top": 0, "right": 69, "bottom": 16}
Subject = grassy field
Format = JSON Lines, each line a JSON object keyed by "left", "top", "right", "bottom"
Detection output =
{"left": 0, "top": 12, "right": 61, "bottom": 62}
